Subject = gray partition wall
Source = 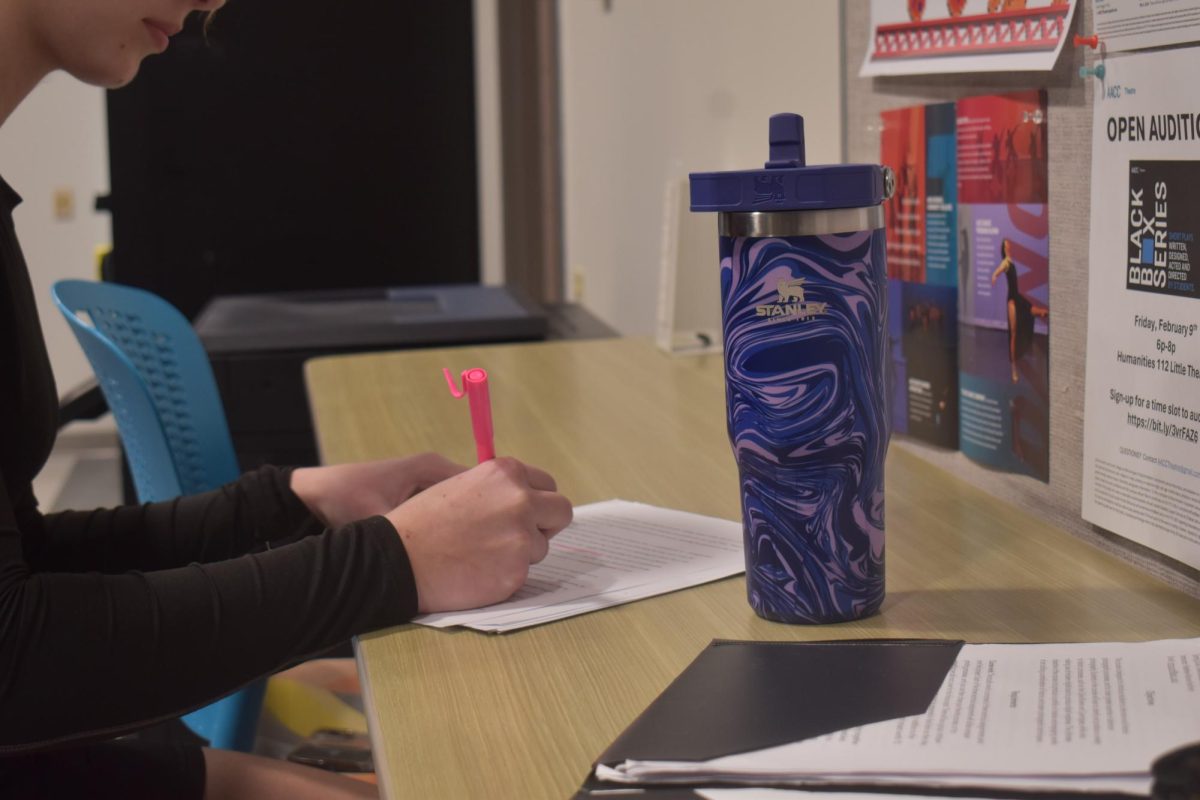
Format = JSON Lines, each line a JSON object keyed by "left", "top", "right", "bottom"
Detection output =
{"left": 842, "top": 0, "right": 1200, "bottom": 598}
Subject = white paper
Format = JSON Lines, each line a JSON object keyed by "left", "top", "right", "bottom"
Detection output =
{"left": 600, "top": 638, "right": 1200, "bottom": 791}
{"left": 697, "top": 777, "right": 1152, "bottom": 798}
{"left": 464, "top": 564, "right": 739, "bottom": 632}
{"left": 692, "top": 774, "right": 1152, "bottom": 795}
{"left": 699, "top": 792, "right": 953, "bottom": 800}
{"left": 1080, "top": 49, "right": 1200, "bottom": 571}
{"left": 415, "top": 500, "right": 744, "bottom": 633}
{"left": 1093, "top": 0, "right": 1200, "bottom": 53}
{"left": 699, "top": 793, "right": 949, "bottom": 800}
{"left": 859, "top": 0, "right": 1077, "bottom": 78}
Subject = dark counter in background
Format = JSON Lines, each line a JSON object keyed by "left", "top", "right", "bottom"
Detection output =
{"left": 194, "top": 285, "right": 616, "bottom": 471}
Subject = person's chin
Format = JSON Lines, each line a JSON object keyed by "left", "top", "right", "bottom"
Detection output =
{"left": 69, "top": 54, "right": 150, "bottom": 89}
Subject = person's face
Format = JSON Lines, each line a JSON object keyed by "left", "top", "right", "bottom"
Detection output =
{"left": 26, "top": 0, "right": 224, "bottom": 88}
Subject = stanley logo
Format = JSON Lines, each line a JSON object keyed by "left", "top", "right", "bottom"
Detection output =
{"left": 756, "top": 278, "right": 828, "bottom": 321}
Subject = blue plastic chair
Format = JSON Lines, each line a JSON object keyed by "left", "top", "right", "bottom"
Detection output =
{"left": 51, "top": 279, "right": 267, "bottom": 752}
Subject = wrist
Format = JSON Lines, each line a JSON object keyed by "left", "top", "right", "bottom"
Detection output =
{"left": 289, "top": 467, "right": 331, "bottom": 526}
{"left": 378, "top": 510, "right": 429, "bottom": 614}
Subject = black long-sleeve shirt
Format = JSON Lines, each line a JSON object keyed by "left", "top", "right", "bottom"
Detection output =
{"left": 0, "top": 175, "right": 418, "bottom": 753}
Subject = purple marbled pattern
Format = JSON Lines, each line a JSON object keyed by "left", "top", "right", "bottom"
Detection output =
{"left": 720, "top": 230, "right": 888, "bottom": 623}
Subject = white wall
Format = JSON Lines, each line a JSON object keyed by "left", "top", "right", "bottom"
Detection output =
{"left": 559, "top": 0, "right": 843, "bottom": 335}
{"left": 0, "top": 73, "right": 111, "bottom": 397}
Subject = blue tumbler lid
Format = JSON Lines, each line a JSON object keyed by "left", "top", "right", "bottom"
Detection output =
{"left": 690, "top": 113, "right": 888, "bottom": 212}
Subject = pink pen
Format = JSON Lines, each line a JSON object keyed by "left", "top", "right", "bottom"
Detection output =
{"left": 442, "top": 367, "right": 495, "bottom": 463}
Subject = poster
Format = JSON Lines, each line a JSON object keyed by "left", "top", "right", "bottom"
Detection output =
{"left": 882, "top": 103, "right": 959, "bottom": 448}
{"left": 1081, "top": 49, "right": 1200, "bottom": 571}
{"left": 1093, "top": 0, "right": 1200, "bottom": 52}
{"left": 860, "top": 0, "right": 1077, "bottom": 78}
{"left": 957, "top": 90, "right": 1050, "bottom": 481}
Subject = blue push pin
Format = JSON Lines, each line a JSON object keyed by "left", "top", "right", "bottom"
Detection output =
{"left": 1080, "top": 63, "right": 1106, "bottom": 80}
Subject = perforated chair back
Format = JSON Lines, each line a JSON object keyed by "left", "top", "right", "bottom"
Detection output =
{"left": 51, "top": 279, "right": 266, "bottom": 752}
{"left": 52, "top": 280, "right": 240, "bottom": 498}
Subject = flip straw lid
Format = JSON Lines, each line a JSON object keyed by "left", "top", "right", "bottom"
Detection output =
{"left": 690, "top": 113, "right": 890, "bottom": 213}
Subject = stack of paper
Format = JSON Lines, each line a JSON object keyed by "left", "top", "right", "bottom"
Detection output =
{"left": 597, "top": 638, "right": 1200, "bottom": 796}
{"left": 697, "top": 792, "right": 1078, "bottom": 800}
{"left": 415, "top": 500, "right": 745, "bottom": 633}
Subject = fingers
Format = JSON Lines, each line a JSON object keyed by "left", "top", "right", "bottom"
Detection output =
{"left": 489, "top": 458, "right": 570, "bottom": 536}
{"left": 425, "top": 452, "right": 471, "bottom": 479}
{"left": 470, "top": 457, "right": 570, "bottom": 565}
{"left": 521, "top": 463, "right": 558, "bottom": 492}
{"left": 483, "top": 457, "right": 560, "bottom": 492}
{"left": 411, "top": 453, "right": 469, "bottom": 491}
{"left": 519, "top": 489, "right": 569, "bottom": 566}
{"left": 392, "top": 454, "right": 574, "bottom": 612}
{"left": 528, "top": 530, "right": 550, "bottom": 564}
{"left": 525, "top": 503, "right": 568, "bottom": 566}
{"left": 531, "top": 489, "right": 573, "bottom": 538}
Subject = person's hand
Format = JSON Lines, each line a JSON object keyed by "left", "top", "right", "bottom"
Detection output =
{"left": 290, "top": 453, "right": 469, "bottom": 530}
{"left": 383, "top": 457, "right": 573, "bottom": 613}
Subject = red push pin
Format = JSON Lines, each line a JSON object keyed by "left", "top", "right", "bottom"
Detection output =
{"left": 1073, "top": 33, "right": 1099, "bottom": 49}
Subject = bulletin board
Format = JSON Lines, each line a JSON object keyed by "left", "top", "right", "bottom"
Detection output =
{"left": 843, "top": 0, "right": 1200, "bottom": 598}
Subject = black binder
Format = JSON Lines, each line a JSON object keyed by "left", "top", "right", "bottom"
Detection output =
{"left": 578, "top": 638, "right": 965, "bottom": 796}
{"left": 576, "top": 638, "right": 1197, "bottom": 799}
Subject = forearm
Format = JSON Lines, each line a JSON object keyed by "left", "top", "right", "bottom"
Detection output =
{"left": 0, "top": 515, "right": 416, "bottom": 753}
{"left": 30, "top": 466, "right": 324, "bottom": 573}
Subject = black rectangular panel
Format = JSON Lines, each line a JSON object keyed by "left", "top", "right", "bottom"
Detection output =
{"left": 106, "top": 1, "right": 479, "bottom": 319}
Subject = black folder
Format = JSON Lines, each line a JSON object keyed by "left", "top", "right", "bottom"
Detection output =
{"left": 577, "top": 638, "right": 964, "bottom": 797}
{"left": 577, "top": 638, "right": 1200, "bottom": 799}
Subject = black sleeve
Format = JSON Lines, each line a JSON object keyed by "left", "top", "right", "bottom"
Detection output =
{"left": 0, "top": 476, "right": 419, "bottom": 753}
{"left": 23, "top": 465, "right": 324, "bottom": 574}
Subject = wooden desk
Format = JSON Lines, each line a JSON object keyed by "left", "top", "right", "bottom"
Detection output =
{"left": 305, "top": 337, "right": 1200, "bottom": 800}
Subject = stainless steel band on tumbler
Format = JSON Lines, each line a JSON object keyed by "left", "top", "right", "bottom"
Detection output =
{"left": 718, "top": 204, "right": 885, "bottom": 237}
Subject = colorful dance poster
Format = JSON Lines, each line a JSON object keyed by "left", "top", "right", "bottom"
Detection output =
{"left": 956, "top": 90, "right": 1050, "bottom": 481}
{"left": 882, "top": 103, "right": 959, "bottom": 448}
{"left": 1081, "top": 49, "right": 1200, "bottom": 570}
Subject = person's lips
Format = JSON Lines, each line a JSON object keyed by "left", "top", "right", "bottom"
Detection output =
{"left": 143, "top": 18, "right": 181, "bottom": 51}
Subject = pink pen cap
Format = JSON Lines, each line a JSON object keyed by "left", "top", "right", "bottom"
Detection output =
{"left": 443, "top": 367, "right": 495, "bottom": 463}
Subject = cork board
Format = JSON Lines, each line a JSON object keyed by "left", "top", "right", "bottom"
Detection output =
{"left": 842, "top": 0, "right": 1200, "bottom": 598}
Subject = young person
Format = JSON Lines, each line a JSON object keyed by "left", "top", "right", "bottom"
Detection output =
{"left": 990, "top": 238, "right": 1049, "bottom": 384}
{"left": 0, "top": 2, "right": 573, "bottom": 797}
